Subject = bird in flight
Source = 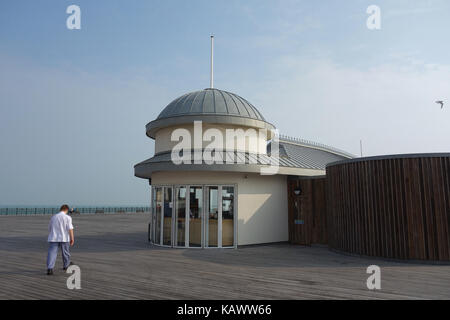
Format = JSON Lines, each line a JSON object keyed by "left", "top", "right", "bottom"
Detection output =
{"left": 436, "top": 100, "right": 444, "bottom": 109}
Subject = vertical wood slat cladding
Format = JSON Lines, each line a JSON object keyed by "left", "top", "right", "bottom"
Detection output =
{"left": 288, "top": 178, "right": 327, "bottom": 245}
{"left": 326, "top": 156, "right": 450, "bottom": 261}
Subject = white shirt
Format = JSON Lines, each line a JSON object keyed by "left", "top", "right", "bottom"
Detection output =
{"left": 48, "top": 211, "right": 74, "bottom": 242}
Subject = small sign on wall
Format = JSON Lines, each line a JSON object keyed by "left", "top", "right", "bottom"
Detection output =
{"left": 294, "top": 219, "right": 304, "bottom": 225}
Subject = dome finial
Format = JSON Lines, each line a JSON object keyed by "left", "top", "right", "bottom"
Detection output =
{"left": 210, "top": 35, "right": 214, "bottom": 89}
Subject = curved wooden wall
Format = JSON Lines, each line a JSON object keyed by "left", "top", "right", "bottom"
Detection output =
{"left": 326, "top": 155, "right": 450, "bottom": 261}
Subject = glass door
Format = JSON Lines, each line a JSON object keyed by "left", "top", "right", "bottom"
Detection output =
{"left": 205, "top": 186, "right": 219, "bottom": 247}
{"left": 163, "top": 187, "right": 173, "bottom": 246}
{"left": 175, "top": 186, "right": 187, "bottom": 247}
{"left": 221, "top": 186, "right": 235, "bottom": 247}
{"left": 152, "top": 184, "right": 236, "bottom": 248}
{"left": 189, "top": 186, "right": 203, "bottom": 247}
{"left": 150, "top": 188, "right": 156, "bottom": 243}
{"left": 154, "top": 187, "right": 163, "bottom": 245}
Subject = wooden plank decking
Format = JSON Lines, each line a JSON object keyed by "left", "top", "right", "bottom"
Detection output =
{"left": 0, "top": 213, "right": 449, "bottom": 299}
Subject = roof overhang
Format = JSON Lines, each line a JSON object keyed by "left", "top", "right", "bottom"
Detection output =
{"left": 134, "top": 159, "right": 325, "bottom": 179}
{"left": 146, "top": 114, "right": 276, "bottom": 139}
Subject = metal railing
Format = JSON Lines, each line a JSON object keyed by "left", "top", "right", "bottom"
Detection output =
{"left": 278, "top": 134, "right": 355, "bottom": 159}
{"left": 0, "top": 207, "right": 151, "bottom": 216}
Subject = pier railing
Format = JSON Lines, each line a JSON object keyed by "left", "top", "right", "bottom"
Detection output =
{"left": 0, "top": 207, "right": 151, "bottom": 216}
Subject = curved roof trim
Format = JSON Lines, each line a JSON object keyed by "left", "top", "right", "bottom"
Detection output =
{"left": 327, "top": 152, "right": 450, "bottom": 168}
{"left": 133, "top": 142, "right": 349, "bottom": 178}
{"left": 146, "top": 114, "right": 276, "bottom": 139}
{"left": 279, "top": 135, "right": 354, "bottom": 159}
{"left": 134, "top": 158, "right": 325, "bottom": 179}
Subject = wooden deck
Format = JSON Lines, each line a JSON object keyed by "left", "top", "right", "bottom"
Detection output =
{"left": 0, "top": 213, "right": 449, "bottom": 300}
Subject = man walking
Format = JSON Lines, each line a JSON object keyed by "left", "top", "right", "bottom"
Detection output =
{"left": 46, "top": 204, "right": 74, "bottom": 275}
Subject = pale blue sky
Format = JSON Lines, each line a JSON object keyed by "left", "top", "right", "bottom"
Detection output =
{"left": 1, "top": 0, "right": 449, "bottom": 205}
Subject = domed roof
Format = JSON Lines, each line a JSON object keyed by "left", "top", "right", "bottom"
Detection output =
{"left": 157, "top": 88, "right": 266, "bottom": 121}
{"left": 145, "top": 88, "right": 275, "bottom": 139}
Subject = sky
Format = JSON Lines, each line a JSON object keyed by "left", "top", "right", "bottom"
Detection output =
{"left": 0, "top": 0, "right": 449, "bottom": 206}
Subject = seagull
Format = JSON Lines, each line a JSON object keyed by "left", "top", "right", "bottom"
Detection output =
{"left": 436, "top": 100, "right": 444, "bottom": 109}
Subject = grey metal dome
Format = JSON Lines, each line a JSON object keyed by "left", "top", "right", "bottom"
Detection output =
{"left": 145, "top": 88, "right": 275, "bottom": 139}
{"left": 157, "top": 88, "right": 266, "bottom": 121}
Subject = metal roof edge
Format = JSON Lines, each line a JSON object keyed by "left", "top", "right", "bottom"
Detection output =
{"left": 278, "top": 134, "right": 355, "bottom": 159}
{"left": 326, "top": 152, "right": 450, "bottom": 168}
{"left": 146, "top": 114, "right": 276, "bottom": 139}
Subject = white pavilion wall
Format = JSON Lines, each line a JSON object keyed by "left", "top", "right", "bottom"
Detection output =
{"left": 154, "top": 124, "right": 268, "bottom": 155}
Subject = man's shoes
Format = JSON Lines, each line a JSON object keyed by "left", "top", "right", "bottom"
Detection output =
{"left": 63, "top": 262, "right": 74, "bottom": 271}
{"left": 47, "top": 269, "right": 53, "bottom": 275}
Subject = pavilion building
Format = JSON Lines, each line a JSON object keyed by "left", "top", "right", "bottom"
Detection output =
{"left": 134, "top": 88, "right": 352, "bottom": 248}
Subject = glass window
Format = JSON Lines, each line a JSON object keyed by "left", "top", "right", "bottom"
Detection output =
{"left": 175, "top": 187, "right": 186, "bottom": 247}
{"left": 154, "top": 187, "right": 163, "bottom": 245}
{"left": 206, "top": 186, "right": 219, "bottom": 247}
{"left": 222, "top": 186, "right": 234, "bottom": 247}
{"left": 163, "top": 187, "right": 173, "bottom": 246}
{"left": 150, "top": 188, "right": 155, "bottom": 243}
{"left": 189, "top": 186, "right": 203, "bottom": 247}
{"left": 151, "top": 184, "right": 235, "bottom": 248}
